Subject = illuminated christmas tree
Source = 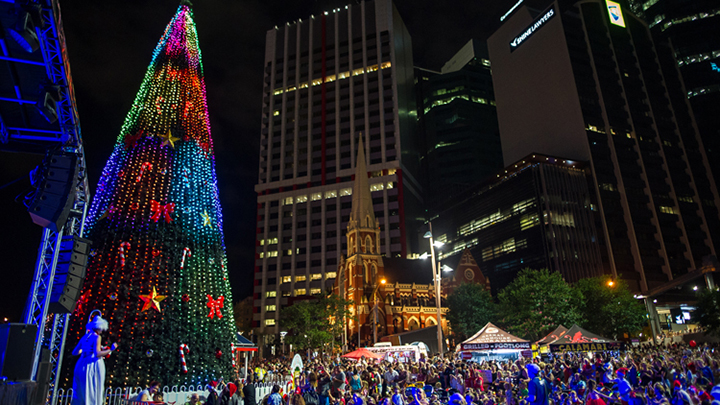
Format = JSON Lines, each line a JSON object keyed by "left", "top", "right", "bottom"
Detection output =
{"left": 63, "top": 1, "right": 235, "bottom": 386}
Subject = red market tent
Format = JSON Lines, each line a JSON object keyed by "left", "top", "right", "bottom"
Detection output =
{"left": 342, "top": 348, "right": 383, "bottom": 360}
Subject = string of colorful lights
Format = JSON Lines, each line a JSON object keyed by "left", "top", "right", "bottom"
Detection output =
{"left": 62, "top": 3, "right": 235, "bottom": 386}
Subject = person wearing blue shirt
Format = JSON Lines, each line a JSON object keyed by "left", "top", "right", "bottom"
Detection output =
{"left": 527, "top": 364, "right": 549, "bottom": 405}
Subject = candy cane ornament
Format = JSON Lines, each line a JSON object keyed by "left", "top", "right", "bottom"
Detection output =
{"left": 181, "top": 248, "right": 191, "bottom": 269}
{"left": 118, "top": 242, "right": 131, "bottom": 268}
{"left": 179, "top": 344, "right": 190, "bottom": 374}
{"left": 136, "top": 162, "right": 153, "bottom": 182}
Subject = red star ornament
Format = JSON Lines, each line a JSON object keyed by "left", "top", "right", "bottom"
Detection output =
{"left": 139, "top": 286, "right": 166, "bottom": 312}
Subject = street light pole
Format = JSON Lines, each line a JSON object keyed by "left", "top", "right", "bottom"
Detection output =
{"left": 372, "top": 278, "right": 386, "bottom": 345}
{"left": 425, "top": 222, "right": 444, "bottom": 357}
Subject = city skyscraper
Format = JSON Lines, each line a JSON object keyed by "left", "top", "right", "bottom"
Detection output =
{"left": 253, "top": 0, "right": 422, "bottom": 337}
{"left": 416, "top": 39, "right": 503, "bottom": 209}
{"left": 432, "top": 154, "right": 603, "bottom": 295}
{"left": 488, "top": 0, "right": 720, "bottom": 293}
{"left": 627, "top": 0, "right": 720, "bottom": 197}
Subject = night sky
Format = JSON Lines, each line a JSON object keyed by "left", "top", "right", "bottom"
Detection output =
{"left": 0, "top": 0, "right": 512, "bottom": 322}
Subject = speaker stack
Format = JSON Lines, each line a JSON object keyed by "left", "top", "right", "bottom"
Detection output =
{"left": 48, "top": 235, "right": 91, "bottom": 313}
{"left": 27, "top": 151, "right": 79, "bottom": 232}
{"left": 0, "top": 323, "right": 37, "bottom": 381}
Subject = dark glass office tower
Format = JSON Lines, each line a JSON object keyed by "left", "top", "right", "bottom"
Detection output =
{"left": 488, "top": 0, "right": 720, "bottom": 292}
{"left": 254, "top": 0, "right": 422, "bottom": 335}
{"left": 627, "top": 0, "right": 720, "bottom": 205}
{"left": 416, "top": 40, "right": 504, "bottom": 209}
{"left": 432, "top": 154, "right": 603, "bottom": 295}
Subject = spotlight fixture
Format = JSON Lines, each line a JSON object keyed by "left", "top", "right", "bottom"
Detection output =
{"left": 9, "top": 12, "right": 39, "bottom": 53}
{"left": 36, "top": 85, "right": 62, "bottom": 124}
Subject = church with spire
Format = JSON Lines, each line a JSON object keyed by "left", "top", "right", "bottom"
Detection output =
{"left": 334, "top": 135, "right": 490, "bottom": 348}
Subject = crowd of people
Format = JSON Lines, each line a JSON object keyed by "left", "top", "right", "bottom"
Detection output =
{"left": 197, "top": 342, "right": 720, "bottom": 405}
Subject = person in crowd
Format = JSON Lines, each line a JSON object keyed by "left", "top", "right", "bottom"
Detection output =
{"left": 185, "top": 393, "right": 202, "bottom": 405}
{"left": 135, "top": 381, "right": 162, "bottom": 403}
{"left": 71, "top": 313, "right": 118, "bottom": 405}
{"left": 243, "top": 375, "right": 257, "bottom": 405}
{"left": 268, "top": 385, "right": 283, "bottom": 405}
{"left": 527, "top": 364, "right": 549, "bottom": 405}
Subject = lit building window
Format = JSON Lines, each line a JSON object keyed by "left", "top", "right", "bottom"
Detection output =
{"left": 386, "top": 182, "right": 394, "bottom": 189}
{"left": 296, "top": 195, "right": 308, "bottom": 203}
{"left": 520, "top": 212, "right": 540, "bottom": 230}
{"left": 311, "top": 288, "right": 322, "bottom": 295}
{"left": 273, "top": 110, "right": 280, "bottom": 116}
{"left": 659, "top": 206, "right": 677, "bottom": 214}
{"left": 387, "top": 169, "right": 397, "bottom": 175}
{"left": 370, "top": 183, "right": 384, "bottom": 192}
{"left": 265, "top": 319, "right": 276, "bottom": 326}
{"left": 326, "top": 272, "right": 337, "bottom": 279}
{"left": 266, "top": 291, "right": 277, "bottom": 298}
{"left": 326, "top": 190, "right": 337, "bottom": 199}
{"left": 295, "top": 288, "right": 306, "bottom": 296}
{"left": 296, "top": 275, "right": 307, "bottom": 282}
{"left": 311, "top": 192, "right": 322, "bottom": 201}
{"left": 267, "top": 251, "right": 278, "bottom": 258}
{"left": 599, "top": 183, "right": 617, "bottom": 192}
{"left": 282, "top": 276, "right": 291, "bottom": 283}
{"left": 266, "top": 305, "right": 276, "bottom": 312}
{"left": 272, "top": 62, "right": 392, "bottom": 95}
{"left": 481, "top": 238, "right": 527, "bottom": 261}
{"left": 282, "top": 291, "right": 291, "bottom": 297}
{"left": 284, "top": 197, "right": 294, "bottom": 205}
{"left": 311, "top": 273, "right": 322, "bottom": 280}
{"left": 340, "top": 188, "right": 352, "bottom": 196}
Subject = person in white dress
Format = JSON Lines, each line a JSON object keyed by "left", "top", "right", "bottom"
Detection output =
{"left": 71, "top": 312, "right": 117, "bottom": 405}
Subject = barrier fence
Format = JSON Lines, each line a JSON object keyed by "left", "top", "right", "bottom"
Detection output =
{"left": 53, "top": 379, "right": 293, "bottom": 405}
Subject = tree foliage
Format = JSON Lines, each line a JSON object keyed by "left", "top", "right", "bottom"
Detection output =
{"left": 574, "top": 276, "right": 646, "bottom": 339}
{"left": 446, "top": 283, "right": 497, "bottom": 342}
{"left": 497, "top": 268, "right": 584, "bottom": 341}
{"left": 280, "top": 294, "right": 352, "bottom": 353}
{"left": 692, "top": 288, "right": 720, "bottom": 337}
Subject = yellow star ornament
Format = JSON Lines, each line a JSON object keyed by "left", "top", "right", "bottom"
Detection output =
{"left": 159, "top": 129, "right": 180, "bottom": 148}
{"left": 201, "top": 210, "right": 212, "bottom": 227}
{"left": 138, "top": 286, "right": 166, "bottom": 312}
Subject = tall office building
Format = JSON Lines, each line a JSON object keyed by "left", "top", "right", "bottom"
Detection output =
{"left": 627, "top": 0, "right": 720, "bottom": 205}
{"left": 488, "top": 0, "right": 720, "bottom": 293}
{"left": 416, "top": 39, "right": 503, "bottom": 209}
{"left": 254, "top": 0, "right": 422, "bottom": 336}
{"left": 432, "top": 154, "right": 603, "bottom": 295}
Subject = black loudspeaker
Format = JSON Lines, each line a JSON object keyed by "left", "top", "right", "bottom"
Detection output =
{"left": 33, "top": 348, "right": 51, "bottom": 405}
{"left": 28, "top": 152, "right": 78, "bottom": 232}
{"left": 0, "top": 323, "right": 38, "bottom": 381}
{"left": 49, "top": 235, "right": 91, "bottom": 313}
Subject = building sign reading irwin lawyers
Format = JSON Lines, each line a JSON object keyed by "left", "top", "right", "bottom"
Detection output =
{"left": 510, "top": 6, "right": 556, "bottom": 52}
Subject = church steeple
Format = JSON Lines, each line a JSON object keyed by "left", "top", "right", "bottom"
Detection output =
{"left": 349, "top": 134, "right": 376, "bottom": 230}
